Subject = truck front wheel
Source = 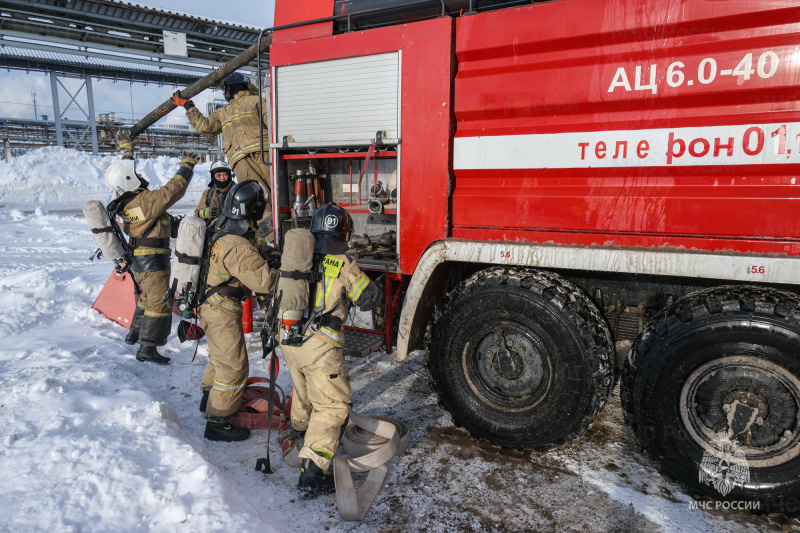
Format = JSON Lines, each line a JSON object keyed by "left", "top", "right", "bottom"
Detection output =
{"left": 426, "top": 268, "right": 614, "bottom": 450}
{"left": 622, "top": 285, "right": 800, "bottom": 515}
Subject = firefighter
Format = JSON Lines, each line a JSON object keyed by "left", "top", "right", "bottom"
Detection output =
{"left": 197, "top": 180, "right": 279, "bottom": 441}
{"left": 281, "top": 203, "right": 382, "bottom": 498}
{"left": 194, "top": 160, "right": 234, "bottom": 223}
{"left": 171, "top": 74, "right": 274, "bottom": 242}
{"left": 106, "top": 130, "right": 198, "bottom": 365}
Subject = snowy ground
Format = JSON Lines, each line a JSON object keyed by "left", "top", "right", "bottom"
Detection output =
{"left": 0, "top": 149, "right": 797, "bottom": 532}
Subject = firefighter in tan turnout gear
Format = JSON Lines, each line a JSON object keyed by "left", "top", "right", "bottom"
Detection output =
{"left": 194, "top": 160, "right": 234, "bottom": 224}
{"left": 171, "top": 73, "right": 274, "bottom": 241}
{"left": 281, "top": 203, "right": 382, "bottom": 498}
{"left": 106, "top": 131, "right": 198, "bottom": 364}
{"left": 197, "top": 180, "right": 279, "bottom": 441}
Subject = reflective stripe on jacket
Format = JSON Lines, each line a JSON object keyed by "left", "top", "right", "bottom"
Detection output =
{"left": 186, "top": 91, "right": 270, "bottom": 167}
{"left": 194, "top": 181, "right": 233, "bottom": 218}
{"left": 120, "top": 163, "right": 193, "bottom": 272}
{"left": 201, "top": 233, "right": 278, "bottom": 315}
{"left": 310, "top": 254, "right": 373, "bottom": 346}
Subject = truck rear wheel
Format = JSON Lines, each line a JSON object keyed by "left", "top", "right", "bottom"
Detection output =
{"left": 621, "top": 285, "right": 800, "bottom": 515}
{"left": 426, "top": 268, "right": 614, "bottom": 450}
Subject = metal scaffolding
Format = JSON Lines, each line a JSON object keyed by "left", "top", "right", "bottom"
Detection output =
{"left": 1, "top": 0, "right": 266, "bottom": 70}
{"left": 0, "top": 0, "right": 269, "bottom": 156}
{"left": 0, "top": 115, "right": 222, "bottom": 158}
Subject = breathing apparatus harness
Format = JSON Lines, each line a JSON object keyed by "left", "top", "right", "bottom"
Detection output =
{"left": 167, "top": 226, "right": 248, "bottom": 352}
{"left": 86, "top": 190, "right": 148, "bottom": 293}
{"left": 109, "top": 191, "right": 170, "bottom": 270}
{"left": 277, "top": 258, "right": 326, "bottom": 347}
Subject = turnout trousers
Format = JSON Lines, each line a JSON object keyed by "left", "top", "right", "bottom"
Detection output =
{"left": 281, "top": 332, "right": 352, "bottom": 472}
{"left": 198, "top": 303, "right": 249, "bottom": 423}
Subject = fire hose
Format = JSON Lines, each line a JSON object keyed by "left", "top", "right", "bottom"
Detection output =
{"left": 127, "top": 34, "right": 272, "bottom": 139}
{"left": 281, "top": 411, "right": 409, "bottom": 521}
{"left": 235, "top": 380, "right": 408, "bottom": 521}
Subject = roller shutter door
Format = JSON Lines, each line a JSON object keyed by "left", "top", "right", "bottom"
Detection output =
{"left": 274, "top": 52, "right": 400, "bottom": 146}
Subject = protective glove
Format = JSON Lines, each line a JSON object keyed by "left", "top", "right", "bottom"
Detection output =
{"left": 115, "top": 129, "right": 135, "bottom": 158}
{"left": 172, "top": 90, "right": 195, "bottom": 110}
{"left": 257, "top": 244, "right": 282, "bottom": 269}
{"left": 201, "top": 207, "right": 220, "bottom": 220}
{"left": 181, "top": 149, "right": 200, "bottom": 166}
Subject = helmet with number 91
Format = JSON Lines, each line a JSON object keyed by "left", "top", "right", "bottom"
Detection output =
{"left": 216, "top": 180, "right": 268, "bottom": 236}
{"left": 311, "top": 202, "right": 353, "bottom": 254}
{"left": 222, "top": 180, "right": 267, "bottom": 221}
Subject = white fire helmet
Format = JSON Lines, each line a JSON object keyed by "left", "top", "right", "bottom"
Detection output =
{"left": 210, "top": 160, "right": 232, "bottom": 176}
{"left": 106, "top": 159, "right": 144, "bottom": 195}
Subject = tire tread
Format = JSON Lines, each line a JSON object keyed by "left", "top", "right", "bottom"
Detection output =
{"left": 621, "top": 284, "right": 800, "bottom": 510}
{"left": 426, "top": 267, "right": 614, "bottom": 451}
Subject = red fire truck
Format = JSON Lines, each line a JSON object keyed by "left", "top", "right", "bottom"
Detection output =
{"left": 267, "top": 0, "right": 800, "bottom": 512}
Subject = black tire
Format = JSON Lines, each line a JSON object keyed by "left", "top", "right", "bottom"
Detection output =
{"left": 426, "top": 268, "right": 614, "bottom": 450}
{"left": 621, "top": 285, "right": 800, "bottom": 515}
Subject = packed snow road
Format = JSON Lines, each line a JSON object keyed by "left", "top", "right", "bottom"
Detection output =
{"left": 0, "top": 150, "right": 796, "bottom": 532}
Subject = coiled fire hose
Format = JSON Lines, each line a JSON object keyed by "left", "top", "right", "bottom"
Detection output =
{"left": 281, "top": 411, "right": 409, "bottom": 521}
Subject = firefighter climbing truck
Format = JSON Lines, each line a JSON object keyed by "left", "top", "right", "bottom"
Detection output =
{"left": 267, "top": 0, "right": 800, "bottom": 513}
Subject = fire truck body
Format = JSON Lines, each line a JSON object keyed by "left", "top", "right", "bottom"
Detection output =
{"left": 269, "top": 0, "right": 800, "bottom": 512}
{"left": 453, "top": 3, "right": 800, "bottom": 250}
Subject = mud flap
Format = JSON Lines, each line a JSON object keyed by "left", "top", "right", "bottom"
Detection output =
{"left": 92, "top": 269, "right": 139, "bottom": 328}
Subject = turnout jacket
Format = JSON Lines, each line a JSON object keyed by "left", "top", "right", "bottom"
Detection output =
{"left": 117, "top": 160, "right": 193, "bottom": 272}
{"left": 204, "top": 233, "right": 278, "bottom": 314}
{"left": 312, "top": 254, "right": 380, "bottom": 346}
{"left": 186, "top": 90, "right": 270, "bottom": 168}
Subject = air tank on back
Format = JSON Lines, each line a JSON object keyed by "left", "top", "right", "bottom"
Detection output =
{"left": 333, "top": 0, "right": 535, "bottom": 33}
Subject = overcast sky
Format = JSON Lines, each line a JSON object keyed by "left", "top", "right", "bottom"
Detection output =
{"left": 0, "top": 1, "right": 276, "bottom": 127}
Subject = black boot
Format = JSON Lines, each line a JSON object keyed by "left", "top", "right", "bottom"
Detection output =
{"left": 125, "top": 307, "right": 144, "bottom": 345}
{"left": 204, "top": 421, "right": 251, "bottom": 442}
{"left": 125, "top": 329, "right": 139, "bottom": 345}
{"left": 135, "top": 345, "right": 171, "bottom": 365}
{"left": 199, "top": 389, "right": 209, "bottom": 413}
{"left": 139, "top": 315, "right": 172, "bottom": 348}
{"left": 298, "top": 458, "right": 336, "bottom": 499}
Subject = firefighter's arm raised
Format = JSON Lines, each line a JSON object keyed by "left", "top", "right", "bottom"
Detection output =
{"left": 115, "top": 130, "right": 135, "bottom": 158}
{"left": 171, "top": 90, "right": 224, "bottom": 135}
{"left": 138, "top": 151, "right": 197, "bottom": 219}
{"left": 225, "top": 241, "right": 279, "bottom": 294}
{"left": 186, "top": 105, "right": 224, "bottom": 137}
{"left": 342, "top": 257, "right": 382, "bottom": 311}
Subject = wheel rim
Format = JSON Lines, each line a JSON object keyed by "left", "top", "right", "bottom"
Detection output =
{"left": 680, "top": 355, "right": 800, "bottom": 468}
{"left": 461, "top": 321, "right": 553, "bottom": 413}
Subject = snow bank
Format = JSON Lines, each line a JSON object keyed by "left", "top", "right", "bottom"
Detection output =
{"left": 0, "top": 147, "right": 209, "bottom": 211}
